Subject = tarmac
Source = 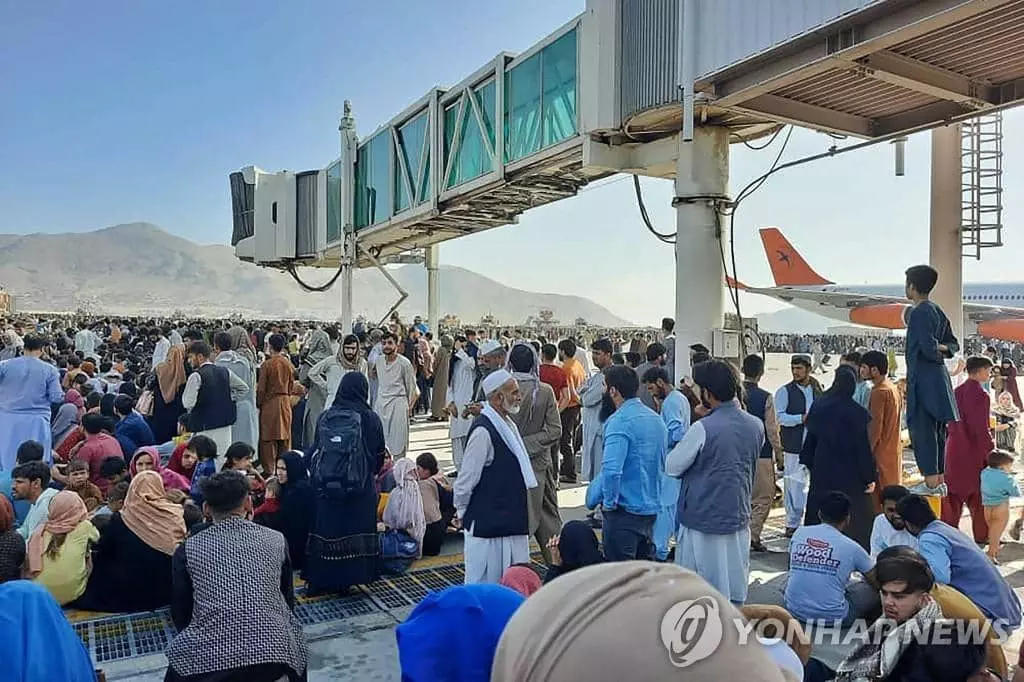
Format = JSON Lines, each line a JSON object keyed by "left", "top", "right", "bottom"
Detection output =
{"left": 91, "top": 353, "right": 1024, "bottom": 680}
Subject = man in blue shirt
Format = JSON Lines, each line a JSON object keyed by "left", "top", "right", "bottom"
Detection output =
{"left": 587, "top": 365, "right": 665, "bottom": 561}
{"left": 113, "top": 393, "right": 156, "bottom": 457}
{"left": 898, "top": 494, "right": 1021, "bottom": 631}
{"left": 642, "top": 366, "right": 689, "bottom": 561}
{"left": 785, "top": 491, "right": 875, "bottom": 625}
{"left": 0, "top": 440, "right": 45, "bottom": 527}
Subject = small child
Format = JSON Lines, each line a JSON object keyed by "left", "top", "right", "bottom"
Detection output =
{"left": 92, "top": 480, "right": 130, "bottom": 519}
{"left": 65, "top": 459, "right": 103, "bottom": 512}
{"left": 980, "top": 449, "right": 1020, "bottom": 563}
{"left": 99, "top": 456, "right": 129, "bottom": 490}
{"left": 187, "top": 435, "right": 219, "bottom": 506}
{"left": 222, "top": 441, "right": 266, "bottom": 507}
{"left": 993, "top": 391, "right": 1020, "bottom": 453}
{"left": 253, "top": 477, "right": 281, "bottom": 529}
{"left": 182, "top": 501, "right": 206, "bottom": 534}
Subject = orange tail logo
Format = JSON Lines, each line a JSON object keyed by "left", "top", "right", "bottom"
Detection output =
{"left": 759, "top": 227, "right": 832, "bottom": 286}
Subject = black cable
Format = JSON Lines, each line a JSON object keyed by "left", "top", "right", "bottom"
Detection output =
{"left": 731, "top": 125, "right": 784, "bottom": 151}
{"left": 285, "top": 260, "right": 346, "bottom": 293}
{"left": 633, "top": 174, "right": 676, "bottom": 243}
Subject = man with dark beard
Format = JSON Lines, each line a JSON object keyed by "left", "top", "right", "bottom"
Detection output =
{"left": 586, "top": 365, "right": 665, "bottom": 561}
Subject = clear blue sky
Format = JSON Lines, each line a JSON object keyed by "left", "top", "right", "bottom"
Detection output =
{"left": 2, "top": 0, "right": 1022, "bottom": 325}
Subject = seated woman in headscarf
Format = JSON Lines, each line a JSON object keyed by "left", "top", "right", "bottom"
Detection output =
{"left": 0, "top": 581, "right": 97, "bottom": 682}
{"left": 273, "top": 451, "right": 315, "bottom": 573}
{"left": 396, "top": 584, "right": 525, "bottom": 682}
{"left": 544, "top": 520, "right": 604, "bottom": 584}
{"left": 72, "top": 470, "right": 186, "bottom": 613}
{"left": 0, "top": 496, "right": 26, "bottom": 584}
{"left": 801, "top": 364, "right": 878, "bottom": 551}
{"left": 52, "top": 390, "right": 83, "bottom": 453}
{"left": 383, "top": 458, "right": 427, "bottom": 554}
{"left": 415, "top": 452, "right": 456, "bottom": 556}
{"left": 304, "top": 371, "right": 385, "bottom": 595}
{"left": 492, "top": 562, "right": 797, "bottom": 682}
{"left": 499, "top": 564, "right": 543, "bottom": 598}
{"left": 131, "top": 446, "right": 191, "bottom": 492}
{"left": 26, "top": 490, "right": 99, "bottom": 605}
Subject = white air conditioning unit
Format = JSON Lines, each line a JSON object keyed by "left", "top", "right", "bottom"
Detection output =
{"left": 230, "top": 166, "right": 325, "bottom": 267}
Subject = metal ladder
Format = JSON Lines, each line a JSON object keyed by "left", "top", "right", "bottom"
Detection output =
{"left": 961, "top": 113, "right": 1004, "bottom": 260}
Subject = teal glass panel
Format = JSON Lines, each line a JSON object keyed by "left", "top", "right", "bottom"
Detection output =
{"left": 393, "top": 138, "right": 410, "bottom": 214}
{"left": 446, "top": 87, "right": 495, "bottom": 189}
{"left": 418, "top": 152, "right": 431, "bottom": 203}
{"left": 326, "top": 161, "right": 342, "bottom": 243}
{"left": 443, "top": 103, "right": 458, "bottom": 173}
{"left": 541, "top": 29, "right": 578, "bottom": 147}
{"left": 354, "top": 146, "right": 370, "bottom": 229}
{"left": 504, "top": 53, "right": 541, "bottom": 162}
{"left": 395, "top": 111, "right": 429, "bottom": 213}
{"left": 475, "top": 80, "right": 497, "bottom": 150}
{"left": 354, "top": 131, "right": 391, "bottom": 228}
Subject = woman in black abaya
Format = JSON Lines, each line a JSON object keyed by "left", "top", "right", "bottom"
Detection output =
{"left": 801, "top": 365, "right": 878, "bottom": 551}
{"left": 303, "top": 372, "right": 384, "bottom": 595}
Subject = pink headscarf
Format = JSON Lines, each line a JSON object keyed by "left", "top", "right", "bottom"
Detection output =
{"left": 130, "top": 447, "right": 190, "bottom": 493}
{"left": 499, "top": 565, "right": 543, "bottom": 598}
{"left": 26, "top": 491, "right": 89, "bottom": 577}
{"left": 65, "top": 389, "right": 85, "bottom": 418}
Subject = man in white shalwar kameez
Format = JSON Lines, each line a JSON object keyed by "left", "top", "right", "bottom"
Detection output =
{"left": 0, "top": 335, "right": 63, "bottom": 471}
{"left": 370, "top": 332, "right": 418, "bottom": 459}
{"left": 446, "top": 337, "right": 476, "bottom": 471}
{"left": 666, "top": 360, "right": 764, "bottom": 605}
{"left": 454, "top": 370, "right": 538, "bottom": 584}
{"left": 580, "top": 338, "right": 614, "bottom": 482}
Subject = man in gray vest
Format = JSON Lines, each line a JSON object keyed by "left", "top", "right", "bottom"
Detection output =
{"left": 666, "top": 359, "right": 764, "bottom": 605}
{"left": 774, "top": 354, "right": 822, "bottom": 537}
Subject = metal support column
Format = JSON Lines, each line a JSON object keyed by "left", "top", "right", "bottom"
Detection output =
{"left": 339, "top": 101, "right": 358, "bottom": 333}
{"left": 928, "top": 124, "right": 964, "bottom": 344}
{"left": 426, "top": 244, "right": 440, "bottom": 334}
{"left": 673, "top": 127, "right": 729, "bottom": 383}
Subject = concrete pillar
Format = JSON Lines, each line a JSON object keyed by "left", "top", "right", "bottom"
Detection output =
{"left": 674, "top": 127, "right": 729, "bottom": 383}
{"left": 339, "top": 101, "right": 358, "bottom": 334}
{"left": 426, "top": 244, "right": 440, "bottom": 334}
{"left": 928, "top": 125, "right": 964, "bottom": 344}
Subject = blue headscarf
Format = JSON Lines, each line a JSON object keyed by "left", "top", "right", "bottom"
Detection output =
{"left": 396, "top": 584, "right": 525, "bottom": 681}
{"left": 0, "top": 580, "right": 96, "bottom": 682}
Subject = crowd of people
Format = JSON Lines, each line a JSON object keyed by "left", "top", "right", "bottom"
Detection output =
{"left": 0, "top": 265, "right": 1023, "bottom": 680}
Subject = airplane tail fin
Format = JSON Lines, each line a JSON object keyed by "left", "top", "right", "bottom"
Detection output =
{"left": 759, "top": 227, "right": 833, "bottom": 286}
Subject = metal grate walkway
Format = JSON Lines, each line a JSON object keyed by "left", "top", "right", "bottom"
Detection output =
{"left": 73, "top": 558, "right": 547, "bottom": 665}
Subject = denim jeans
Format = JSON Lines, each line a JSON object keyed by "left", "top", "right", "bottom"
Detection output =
{"left": 603, "top": 508, "right": 656, "bottom": 561}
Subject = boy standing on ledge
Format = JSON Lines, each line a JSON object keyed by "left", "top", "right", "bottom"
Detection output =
{"left": 903, "top": 264, "right": 959, "bottom": 496}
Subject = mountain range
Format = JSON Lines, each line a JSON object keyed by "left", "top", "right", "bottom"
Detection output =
{"left": 0, "top": 223, "right": 632, "bottom": 326}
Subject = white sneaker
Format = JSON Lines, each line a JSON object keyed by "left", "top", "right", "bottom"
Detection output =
{"left": 907, "top": 481, "right": 948, "bottom": 497}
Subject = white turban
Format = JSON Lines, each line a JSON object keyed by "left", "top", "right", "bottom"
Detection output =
{"left": 482, "top": 369, "right": 514, "bottom": 397}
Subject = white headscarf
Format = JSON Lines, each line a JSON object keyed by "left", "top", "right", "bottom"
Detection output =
{"left": 383, "top": 458, "right": 427, "bottom": 556}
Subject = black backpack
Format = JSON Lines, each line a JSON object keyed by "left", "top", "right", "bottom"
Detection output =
{"left": 311, "top": 408, "right": 368, "bottom": 498}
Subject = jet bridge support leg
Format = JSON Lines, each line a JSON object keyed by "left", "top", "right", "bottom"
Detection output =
{"left": 426, "top": 244, "right": 440, "bottom": 335}
{"left": 674, "top": 126, "right": 730, "bottom": 383}
{"left": 929, "top": 125, "right": 964, "bottom": 345}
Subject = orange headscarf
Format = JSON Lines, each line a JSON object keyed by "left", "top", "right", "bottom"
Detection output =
{"left": 155, "top": 344, "right": 188, "bottom": 403}
{"left": 120, "top": 471, "right": 186, "bottom": 555}
{"left": 25, "top": 491, "right": 89, "bottom": 577}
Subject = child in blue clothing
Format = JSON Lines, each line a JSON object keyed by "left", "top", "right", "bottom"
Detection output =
{"left": 187, "top": 435, "right": 219, "bottom": 506}
{"left": 980, "top": 449, "right": 1020, "bottom": 563}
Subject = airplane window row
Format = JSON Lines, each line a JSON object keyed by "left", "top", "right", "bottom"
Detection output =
{"left": 965, "top": 294, "right": 1024, "bottom": 301}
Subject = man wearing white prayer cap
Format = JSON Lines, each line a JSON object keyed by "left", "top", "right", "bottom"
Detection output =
{"left": 454, "top": 369, "right": 539, "bottom": 584}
